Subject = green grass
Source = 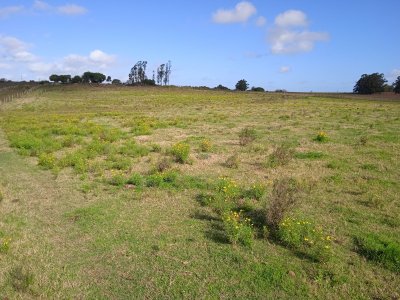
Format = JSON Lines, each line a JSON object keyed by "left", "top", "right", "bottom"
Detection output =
{"left": 0, "top": 85, "right": 399, "bottom": 298}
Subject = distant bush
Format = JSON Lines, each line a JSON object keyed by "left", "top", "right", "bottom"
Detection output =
{"left": 214, "top": 84, "right": 230, "bottom": 90}
{"left": 251, "top": 86, "right": 265, "bottom": 92}
{"left": 275, "top": 89, "right": 287, "bottom": 93}
{"left": 235, "top": 79, "right": 249, "bottom": 91}
{"left": 112, "top": 79, "right": 122, "bottom": 85}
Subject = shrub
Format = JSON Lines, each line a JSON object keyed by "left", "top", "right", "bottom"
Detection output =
{"left": 266, "top": 178, "right": 300, "bottom": 229}
{"left": 199, "top": 138, "right": 212, "bottom": 152}
{"left": 171, "top": 142, "right": 190, "bottom": 163}
{"left": 278, "top": 216, "right": 332, "bottom": 262}
{"left": 222, "top": 210, "right": 254, "bottom": 247}
{"left": 217, "top": 177, "right": 240, "bottom": 201}
{"left": 224, "top": 154, "right": 239, "bottom": 168}
{"left": 354, "top": 234, "right": 400, "bottom": 273}
{"left": 38, "top": 152, "right": 57, "bottom": 170}
{"left": 146, "top": 171, "right": 178, "bottom": 188}
{"left": 251, "top": 86, "right": 265, "bottom": 92}
{"left": 314, "top": 131, "right": 328, "bottom": 143}
{"left": 268, "top": 145, "right": 294, "bottom": 167}
{"left": 239, "top": 127, "right": 257, "bottom": 146}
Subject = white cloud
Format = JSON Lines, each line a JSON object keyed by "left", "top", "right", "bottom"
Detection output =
{"left": 0, "top": 5, "right": 24, "bottom": 18}
{"left": 268, "top": 27, "right": 329, "bottom": 54}
{"left": 267, "top": 10, "right": 329, "bottom": 54}
{"left": 275, "top": 10, "right": 308, "bottom": 28}
{"left": 213, "top": 1, "right": 256, "bottom": 24}
{"left": 57, "top": 4, "right": 87, "bottom": 15}
{"left": 33, "top": 0, "right": 51, "bottom": 11}
{"left": 280, "top": 66, "right": 291, "bottom": 73}
{"left": 28, "top": 62, "right": 55, "bottom": 73}
{"left": 0, "top": 35, "right": 37, "bottom": 62}
{"left": 256, "top": 16, "right": 266, "bottom": 27}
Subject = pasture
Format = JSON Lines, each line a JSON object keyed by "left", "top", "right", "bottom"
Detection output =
{"left": 0, "top": 85, "right": 399, "bottom": 298}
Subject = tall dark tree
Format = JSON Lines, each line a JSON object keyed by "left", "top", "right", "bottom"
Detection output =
{"left": 353, "top": 73, "right": 387, "bottom": 94}
{"left": 129, "top": 61, "right": 148, "bottom": 84}
{"left": 393, "top": 76, "right": 400, "bottom": 94}
{"left": 164, "top": 61, "right": 172, "bottom": 85}
{"left": 157, "top": 64, "right": 165, "bottom": 85}
{"left": 106, "top": 76, "right": 112, "bottom": 82}
{"left": 235, "top": 79, "right": 249, "bottom": 91}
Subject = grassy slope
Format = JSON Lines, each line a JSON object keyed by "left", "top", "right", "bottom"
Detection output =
{"left": 0, "top": 85, "right": 399, "bottom": 299}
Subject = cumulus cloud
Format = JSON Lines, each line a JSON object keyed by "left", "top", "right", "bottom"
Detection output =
{"left": 213, "top": 1, "right": 256, "bottom": 24}
{"left": 275, "top": 10, "right": 308, "bottom": 28}
{"left": 256, "top": 16, "right": 266, "bottom": 27}
{"left": 0, "top": 35, "right": 37, "bottom": 62}
{"left": 269, "top": 27, "right": 329, "bottom": 54}
{"left": 280, "top": 66, "right": 291, "bottom": 73}
{"left": 0, "top": 5, "right": 24, "bottom": 18}
{"left": 57, "top": 4, "right": 87, "bottom": 15}
{"left": 267, "top": 10, "right": 329, "bottom": 54}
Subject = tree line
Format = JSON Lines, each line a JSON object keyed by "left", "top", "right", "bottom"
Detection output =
{"left": 354, "top": 73, "right": 400, "bottom": 94}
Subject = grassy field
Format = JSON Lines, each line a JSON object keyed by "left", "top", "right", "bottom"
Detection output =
{"left": 0, "top": 85, "right": 399, "bottom": 299}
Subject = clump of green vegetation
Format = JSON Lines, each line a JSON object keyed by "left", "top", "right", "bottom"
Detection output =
{"left": 265, "top": 177, "right": 300, "bottom": 229}
{"left": 107, "top": 171, "right": 126, "bottom": 186}
{"left": 149, "top": 143, "right": 162, "bottom": 152}
{"left": 0, "top": 236, "right": 11, "bottom": 253}
{"left": 278, "top": 216, "right": 333, "bottom": 262}
{"left": 199, "top": 138, "right": 212, "bottom": 152}
{"left": 354, "top": 234, "right": 400, "bottom": 273}
{"left": 0, "top": 188, "right": 4, "bottom": 202}
{"left": 222, "top": 210, "right": 254, "bottom": 247}
{"left": 239, "top": 127, "right": 257, "bottom": 146}
{"left": 38, "top": 152, "right": 57, "bottom": 170}
{"left": 224, "top": 154, "right": 239, "bottom": 168}
{"left": 242, "top": 183, "right": 267, "bottom": 201}
{"left": 314, "top": 131, "right": 328, "bottom": 143}
{"left": 267, "top": 145, "right": 294, "bottom": 167}
{"left": 195, "top": 193, "right": 215, "bottom": 207}
{"left": 118, "top": 140, "right": 149, "bottom": 158}
{"left": 295, "top": 151, "right": 325, "bottom": 160}
{"left": 217, "top": 177, "right": 240, "bottom": 200}
{"left": 170, "top": 142, "right": 190, "bottom": 163}
{"left": 9, "top": 266, "right": 35, "bottom": 292}
{"left": 126, "top": 173, "right": 144, "bottom": 188}
{"left": 146, "top": 171, "right": 178, "bottom": 188}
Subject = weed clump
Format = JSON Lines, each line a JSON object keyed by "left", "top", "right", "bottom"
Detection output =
{"left": 199, "top": 138, "right": 212, "bottom": 152}
{"left": 267, "top": 145, "right": 294, "bottom": 167}
{"left": 314, "top": 131, "right": 328, "bottom": 143}
{"left": 222, "top": 210, "right": 254, "bottom": 247}
{"left": 9, "top": 266, "right": 34, "bottom": 292}
{"left": 0, "top": 236, "right": 11, "bottom": 253}
{"left": 239, "top": 127, "right": 257, "bottom": 146}
{"left": 224, "top": 154, "right": 239, "bottom": 169}
{"left": 38, "top": 153, "right": 57, "bottom": 170}
{"left": 171, "top": 142, "right": 190, "bottom": 163}
{"left": 265, "top": 177, "right": 300, "bottom": 230}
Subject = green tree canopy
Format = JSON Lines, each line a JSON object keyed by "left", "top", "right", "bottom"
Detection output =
{"left": 353, "top": 73, "right": 387, "bottom": 94}
{"left": 82, "top": 72, "right": 106, "bottom": 84}
{"left": 235, "top": 79, "right": 249, "bottom": 91}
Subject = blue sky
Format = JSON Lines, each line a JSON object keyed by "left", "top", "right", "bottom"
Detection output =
{"left": 1, "top": 0, "right": 399, "bottom": 91}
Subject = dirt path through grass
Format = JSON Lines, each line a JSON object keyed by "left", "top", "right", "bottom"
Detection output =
{"left": 0, "top": 128, "right": 92, "bottom": 297}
